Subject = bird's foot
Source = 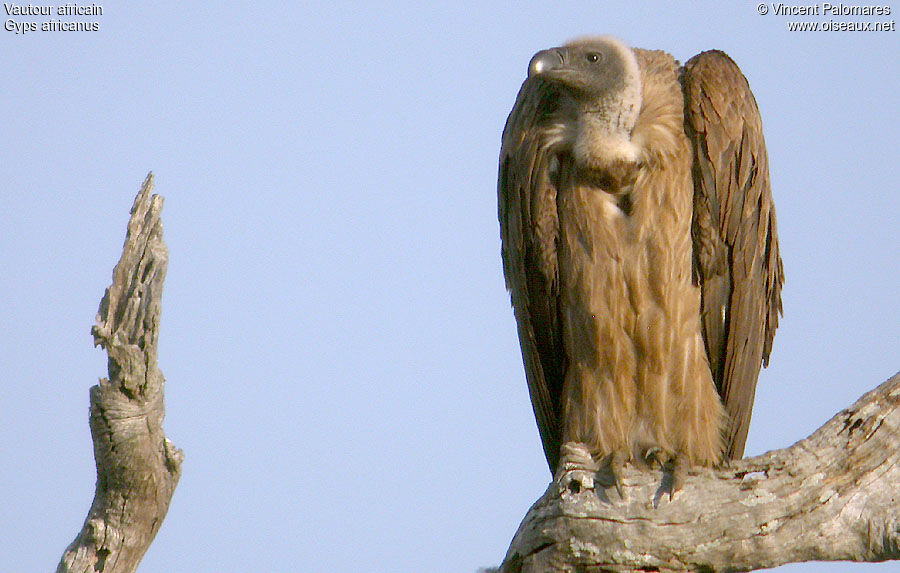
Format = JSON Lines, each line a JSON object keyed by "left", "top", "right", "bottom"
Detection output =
{"left": 595, "top": 451, "right": 626, "bottom": 501}
{"left": 652, "top": 454, "right": 688, "bottom": 508}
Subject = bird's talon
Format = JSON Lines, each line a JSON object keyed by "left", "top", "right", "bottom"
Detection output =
{"left": 609, "top": 451, "right": 627, "bottom": 500}
{"left": 614, "top": 475, "right": 625, "bottom": 499}
{"left": 644, "top": 446, "right": 664, "bottom": 467}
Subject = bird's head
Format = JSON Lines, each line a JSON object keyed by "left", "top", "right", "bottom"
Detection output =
{"left": 527, "top": 36, "right": 643, "bottom": 166}
{"left": 528, "top": 36, "right": 641, "bottom": 113}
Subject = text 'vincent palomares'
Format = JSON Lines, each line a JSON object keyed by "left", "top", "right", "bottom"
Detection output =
{"left": 770, "top": 3, "right": 891, "bottom": 16}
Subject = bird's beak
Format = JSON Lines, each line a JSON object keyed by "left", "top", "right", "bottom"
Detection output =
{"left": 528, "top": 48, "right": 567, "bottom": 78}
{"left": 527, "top": 47, "right": 591, "bottom": 93}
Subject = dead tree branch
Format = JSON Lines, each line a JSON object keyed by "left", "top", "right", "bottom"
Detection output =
{"left": 502, "top": 372, "right": 900, "bottom": 572}
{"left": 58, "top": 173, "right": 183, "bottom": 573}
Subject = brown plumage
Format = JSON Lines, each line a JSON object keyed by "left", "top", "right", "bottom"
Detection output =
{"left": 498, "top": 37, "right": 783, "bottom": 475}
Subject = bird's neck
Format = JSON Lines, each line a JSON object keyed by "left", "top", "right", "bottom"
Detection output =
{"left": 573, "top": 110, "right": 641, "bottom": 170}
{"left": 573, "top": 71, "right": 643, "bottom": 169}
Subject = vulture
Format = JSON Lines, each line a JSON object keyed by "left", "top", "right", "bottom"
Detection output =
{"left": 498, "top": 37, "right": 784, "bottom": 482}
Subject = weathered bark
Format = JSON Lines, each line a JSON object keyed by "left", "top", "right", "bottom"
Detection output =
{"left": 502, "top": 372, "right": 900, "bottom": 572}
{"left": 58, "top": 173, "right": 183, "bottom": 573}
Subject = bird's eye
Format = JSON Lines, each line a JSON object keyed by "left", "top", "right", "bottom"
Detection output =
{"left": 586, "top": 52, "right": 602, "bottom": 63}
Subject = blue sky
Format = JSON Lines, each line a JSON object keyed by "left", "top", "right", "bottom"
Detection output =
{"left": 3, "top": 2, "right": 899, "bottom": 571}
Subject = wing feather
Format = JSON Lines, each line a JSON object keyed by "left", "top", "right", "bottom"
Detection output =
{"left": 682, "top": 51, "right": 785, "bottom": 460}
{"left": 499, "top": 76, "right": 568, "bottom": 473}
